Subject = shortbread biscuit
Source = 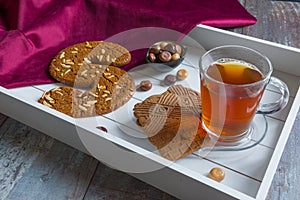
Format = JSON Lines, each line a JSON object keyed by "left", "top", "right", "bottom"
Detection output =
{"left": 133, "top": 85, "right": 207, "bottom": 160}
{"left": 40, "top": 66, "right": 135, "bottom": 117}
{"left": 49, "top": 41, "right": 131, "bottom": 88}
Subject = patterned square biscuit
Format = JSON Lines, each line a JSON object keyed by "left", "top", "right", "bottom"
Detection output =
{"left": 133, "top": 85, "right": 208, "bottom": 160}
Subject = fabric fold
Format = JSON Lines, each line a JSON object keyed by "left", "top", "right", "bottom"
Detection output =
{"left": 0, "top": 0, "right": 256, "bottom": 88}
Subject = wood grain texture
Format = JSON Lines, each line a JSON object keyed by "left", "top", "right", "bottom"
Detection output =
{"left": 84, "top": 163, "right": 177, "bottom": 200}
{"left": 267, "top": 111, "right": 300, "bottom": 200}
{"left": 237, "top": 1, "right": 300, "bottom": 199}
{"left": 0, "top": 118, "right": 98, "bottom": 200}
{"left": 238, "top": 0, "right": 300, "bottom": 48}
{"left": 0, "top": 113, "right": 7, "bottom": 126}
{"left": 0, "top": 118, "right": 54, "bottom": 199}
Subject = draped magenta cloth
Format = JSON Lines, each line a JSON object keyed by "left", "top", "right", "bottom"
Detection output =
{"left": 0, "top": 0, "right": 256, "bottom": 88}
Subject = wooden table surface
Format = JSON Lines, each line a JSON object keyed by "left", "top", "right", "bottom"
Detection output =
{"left": 1, "top": 0, "right": 300, "bottom": 199}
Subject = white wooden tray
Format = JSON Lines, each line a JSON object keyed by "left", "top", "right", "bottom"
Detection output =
{"left": 0, "top": 25, "right": 299, "bottom": 200}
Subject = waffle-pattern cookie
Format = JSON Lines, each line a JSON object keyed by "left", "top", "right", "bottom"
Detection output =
{"left": 134, "top": 85, "right": 201, "bottom": 127}
{"left": 133, "top": 85, "right": 208, "bottom": 160}
{"left": 157, "top": 115, "right": 208, "bottom": 160}
{"left": 49, "top": 41, "right": 131, "bottom": 88}
{"left": 39, "top": 66, "right": 135, "bottom": 118}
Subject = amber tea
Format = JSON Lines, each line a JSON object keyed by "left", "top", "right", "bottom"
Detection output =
{"left": 201, "top": 60, "right": 264, "bottom": 137}
{"left": 200, "top": 45, "right": 289, "bottom": 145}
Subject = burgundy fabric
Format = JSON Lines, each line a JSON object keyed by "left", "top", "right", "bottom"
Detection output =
{"left": 0, "top": 0, "right": 256, "bottom": 88}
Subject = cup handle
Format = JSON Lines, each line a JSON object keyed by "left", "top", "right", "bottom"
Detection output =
{"left": 257, "top": 77, "right": 289, "bottom": 114}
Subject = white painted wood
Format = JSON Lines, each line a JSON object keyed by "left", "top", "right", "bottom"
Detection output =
{"left": 256, "top": 86, "right": 300, "bottom": 200}
{"left": 271, "top": 70, "right": 300, "bottom": 98}
{"left": 188, "top": 25, "right": 300, "bottom": 75}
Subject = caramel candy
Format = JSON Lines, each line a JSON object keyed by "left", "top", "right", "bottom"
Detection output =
{"left": 172, "top": 53, "right": 181, "bottom": 61}
{"left": 140, "top": 80, "right": 152, "bottom": 91}
{"left": 159, "top": 51, "right": 172, "bottom": 62}
{"left": 208, "top": 167, "right": 225, "bottom": 182}
{"left": 177, "top": 69, "right": 188, "bottom": 80}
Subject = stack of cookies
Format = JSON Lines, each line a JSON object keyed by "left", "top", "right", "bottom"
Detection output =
{"left": 133, "top": 85, "right": 209, "bottom": 161}
{"left": 39, "top": 41, "right": 135, "bottom": 118}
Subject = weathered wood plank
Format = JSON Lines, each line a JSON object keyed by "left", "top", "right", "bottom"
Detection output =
{"left": 267, "top": 111, "right": 300, "bottom": 200}
{"left": 84, "top": 162, "right": 177, "bottom": 200}
{"left": 0, "top": 113, "right": 7, "bottom": 127}
{"left": 0, "top": 118, "right": 54, "bottom": 199}
{"left": 238, "top": 1, "right": 300, "bottom": 200}
{"left": 0, "top": 117, "right": 98, "bottom": 200}
{"left": 242, "top": 0, "right": 300, "bottom": 48}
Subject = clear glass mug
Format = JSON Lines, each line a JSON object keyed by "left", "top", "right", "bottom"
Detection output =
{"left": 200, "top": 45, "right": 289, "bottom": 144}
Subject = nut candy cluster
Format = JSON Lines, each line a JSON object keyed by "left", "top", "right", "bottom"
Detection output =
{"left": 147, "top": 41, "right": 184, "bottom": 63}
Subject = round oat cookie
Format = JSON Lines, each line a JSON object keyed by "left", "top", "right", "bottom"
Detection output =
{"left": 40, "top": 66, "right": 135, "bottom": 118}
{"left": 38, "top": 86, "right": 94, "bottom": 118}
{"left": 80, "top": 65, "right": 135, "bottom": 115}
{"left": 49, "top": 41, "right": 131, "bottom": 88}
{"left": 86, "top": 41, "right": 131, "bottom": 67}
{"left": 49, "top": 41, "right": 102, "bottom": 88}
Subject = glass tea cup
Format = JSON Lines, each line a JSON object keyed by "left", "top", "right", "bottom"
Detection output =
{"left": 200, "top": 45, "right": 289, "bottom": 145}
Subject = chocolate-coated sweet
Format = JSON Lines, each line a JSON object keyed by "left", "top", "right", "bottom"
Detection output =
{"left": 146, "top": 41, "right": 186, "bottom": 72}
{"left": 148, "top": 53, "right": 157, "bottom": 63}
{"left": 140, "top": 80, "right": 152, "bottom": 91}
{"left": 175, "top": 44, "right": 182, "bottom": 55}
{"left": 159, "top": 51, "right": 172, "bottom": 62}
{"left": 164, "top": 74, "right": 176, "bottom": 86}
{"left": 163, "top": 43, "right": 176, "bottom": 54}
{"left": 149, "top": 45, "right": 161, "bottom": 54}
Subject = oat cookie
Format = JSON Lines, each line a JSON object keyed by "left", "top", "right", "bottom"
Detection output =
{"left": 86, "top": 41, "right": 131, "bottom": 67}
{"left": 49, "top": 41, "right": 102, "bottom": 88}
{"left": 82, "top": 65, "right": 135, "bottom": 115}
{"left": 133, "top": 85, "right": 208, "bottom": 160}
{"left": 38, "top": 86, "right": 93, "bottom": 118}
{"left": 40, "top": 66, "right": 135, "bottom": 117}
{"left": 49, "top": 41, "right": 131, "bottom": 88}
